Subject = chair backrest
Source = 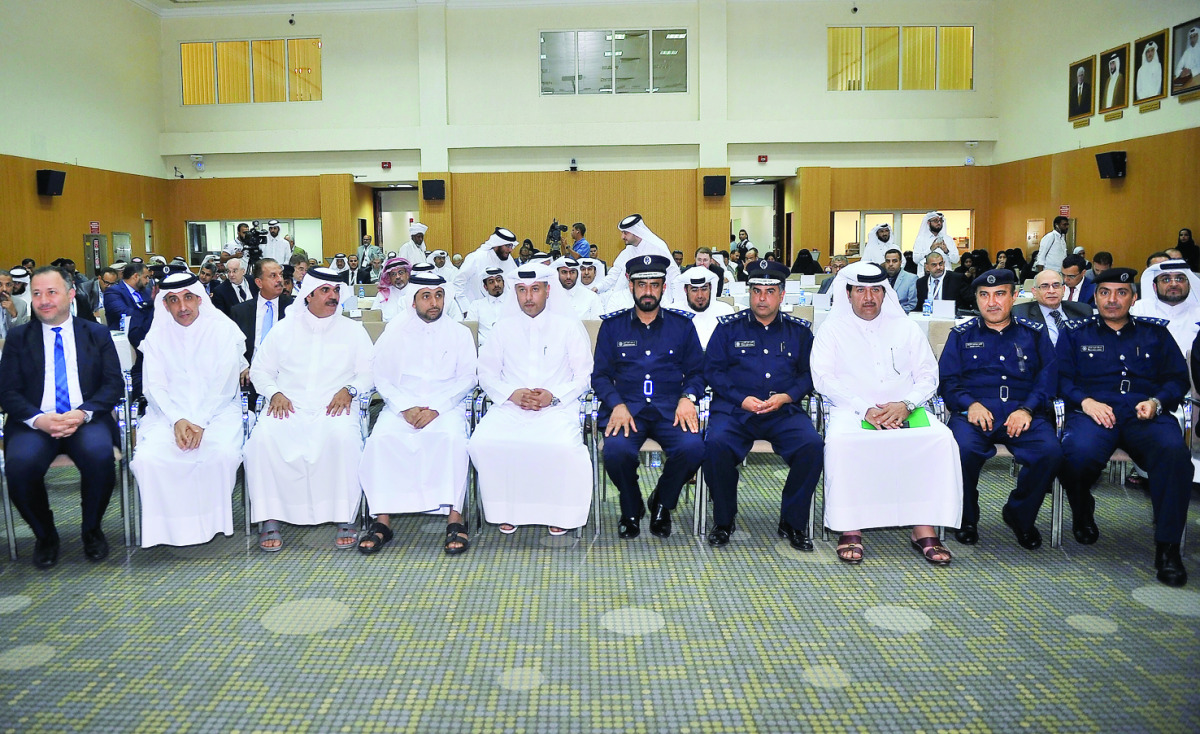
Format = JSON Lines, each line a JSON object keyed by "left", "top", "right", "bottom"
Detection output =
{"left": 792, "top": 305, "right": 815, "bottom": 323}
{"left": 583, "top": 319, "right": 602, "bottom": 351}
{"left": 816, "top": 272, "right": 833, "bottom": 284}
{"left": 364, "top": 321, "right": 386, "bottom": 343}
{"left": 360, "top": 283, "right": 378, "bottom": 297}
{"left": 716, "top": 296, "right": 735, "bottom": 307}
{"left": 927, "top": 319, "right": 955, "bottom": 359}
{"left": 359, "top": 309, "right": 382, "bottom": 323}
{"left": 1022, "top": 279, "right": 1035, "bottom": 292}
{"left": 462, "top": 320, "right": 480, "bottom": 349}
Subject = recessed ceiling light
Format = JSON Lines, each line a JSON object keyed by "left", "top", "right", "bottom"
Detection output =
{"left": 665, "top": 33, "right": 687, "bottom": 40}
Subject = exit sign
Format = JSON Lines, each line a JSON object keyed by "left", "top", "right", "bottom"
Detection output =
{"left": 381, "top": 161, "right": 391, "bottom": 170}
{"left": 757, "top": 155, "right": 768, "bottom": 163}
{"left": 1059, "top": 205, "right": 1070, "bottom": 216}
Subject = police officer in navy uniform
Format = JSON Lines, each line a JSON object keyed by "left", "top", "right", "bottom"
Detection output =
{"left": 592, "top": 254, "right": 706, "bottom": 539}
{"left": 939, "top": 269, "right": 1062, "bottom": 549}
{"left": 703, "top": 259, "right": 824, "bottom": 548}
{"left": 1057, "top": 267, "right": 1189, "bottom": 587}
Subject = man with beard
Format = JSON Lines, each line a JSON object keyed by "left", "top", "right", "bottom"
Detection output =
{"left": 912, "top": 212, "right": 961, "bottom": 276}
{"left": 553, "top": 256, "right": 603, "bottom": 320}
{"left": 671, "top": 265, "right": 733, "bottom": 348}
{"left": 465, "top": 267, "right": 507, "bottom": 347}
{"left": 859, "top": 223, "right": 894, "bottom": 266}
{"left": 1130, "top": 259, "right": 1200, "bottom": 355}
{"left": 591, "top": 255, "right": 704, "bottom": 539}
{"left": 262, "top": 220, "right": 292, "bottom": 264}
{"left": 692, "top": 247, "right": 726, "bottom": 296}
{"left": 882, "top": 249, "right": 918, "bottom": 312}
{"left": 594, "top": 215, "right": 681, "bottom": 302}
{"left": 1035, "top": 216, "right": 1070, "bottom": 274}
{"left": 397, "top": 222, "right": 429, "bottom": 266}
{"left": 452, "top": 227, "right": 518, "bottom": 312}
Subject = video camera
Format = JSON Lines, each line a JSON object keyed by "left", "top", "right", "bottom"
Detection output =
{"left": 545, "top": 218, "right": 568, "bottom": 247}
{"left": 244, "top": 220, "right": 268, "bottom": 263}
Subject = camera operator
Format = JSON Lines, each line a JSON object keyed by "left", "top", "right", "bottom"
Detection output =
{"left": 569, "top": 222, "right": 590, "bottom": 258}
{"left": 221, "top": 223, "right": 251, "bottom": 264}
{"left": 545, "top": 218, "right": 569, "bottom": 251}
{"left": 262, "top": 219, "right": 294, "bottom": 264}
{"left": 240, "top": 221, "right": 269, "bottom": 267}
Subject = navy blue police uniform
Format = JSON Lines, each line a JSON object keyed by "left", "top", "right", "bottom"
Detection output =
{"left": 938, "top": 269, "right": 1062, "bottom": 548}
{"left": 591, "top": 255, "right": 706, "bottom": 538}
{"left": 702, "top": 259, "right": 824, "bottom": 547}
{"left": 1056, "top": 268, "right": 1191, "bottom": 585}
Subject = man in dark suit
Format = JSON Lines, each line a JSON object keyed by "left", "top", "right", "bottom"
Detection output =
{"left": 196, "top": 262, "right": 218, "bottom": 296}
{"left": 230, "top": 258, "right": 292, "bottom": 405}
{"left": 102, "top": 263, "right": 154, "bottom": 398}
{"left": 1012, "top": 269, "right": 1093, "bottom": 345}
{"left": 914, "top": 252, "right": 973, "bottom": 312}
{"left": 0, "top": 267, "right": 124, "bottom": 568}
{"left": 1060, "top": 254, "right": 1095, "bottom": 305}
{"left": 81, "top": 267, "right": 120, "bottom": 314}
{"left": 210, "top": 257, "right": 258, "bottom": 316}
{"left": 1069, "top": 65, "right": 1092, "bottom": 118}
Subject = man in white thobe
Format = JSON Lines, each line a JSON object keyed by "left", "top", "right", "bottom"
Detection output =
{"left": 370, "top": 257, "right": 413, "bottom": 323}
{"left": 1176, "top": 27, "right": 1200, "bottom": 88}
{"left": 1136, "top": 41, "right": 1163, "bottom": 101}
{"left": 261, "top": 219, "right": 293, "bottom": 264}
{"left": 1130, "top": 260, "right": 1200, "bottom": 355}
{"left": 358, "top": 272, "right": 477, "bottom": 555}
{"left": 452, "top": 227, "right": 519, "bottom": 313}
{"left": 1035, "top": 216, "right": 1070, "bottom": 273}
{"left": 397, "top": 222, "right": 429, "bottom": 266}
{"left": 912, "top": 212, "right": 961, "bottom": 276}
{"left": 410, "top": 263, "right": 464, "bottom": 321}
{"left": 672, "top": 265, "right": 734, "bottom": 348}
{"left": 131, "top": 272, "right": 247, "bottom": 548}
{"left": 244, "top": 268, "right": 373, "bottom": 552}
{"left": 465, "top": 267, "right": 507, "bottom": 348}
{"left": 594, "top": 215, "right": 681, "bottom": 303}
{"left": 429, "top": 249, "right": 459, "bottom": 282}
{"left": 859, "top": 223, "right": 894, "bottom": 266}
{"left": 579, "top": 258, "right": 606, "bottom": 291}
{"left": 811, "top": 261, "right": 963, "bottom": 566}
{"left": 554, "top": 256, "right": 603, "bottom": 320}
{"left": 468, "top": 263, "right": 594, "bottom": 534}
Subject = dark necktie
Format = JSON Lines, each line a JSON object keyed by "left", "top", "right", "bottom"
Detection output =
{"left": 238, "top": 283, "right": 247, "bottom": 301}
{"left": 52, "top": 326, "right": 70, "bottom": 413}
{"left": 1050, "top": 309, "right": 1064, "bottom": 331}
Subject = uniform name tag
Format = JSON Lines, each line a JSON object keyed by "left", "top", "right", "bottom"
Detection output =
{"left": 1082, "top": 345, "right": 1104, "bottom": 352}
{"left": 617, "top": 340, "right": 637, "bottom": 347}
{"left": 735, "top": 340, "right": 756, "bottom": 348}
{"left": 965, "top": 342, "right": 984, "bottom": 349}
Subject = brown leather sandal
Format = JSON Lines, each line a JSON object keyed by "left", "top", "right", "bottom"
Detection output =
{"left": 837, "top": 533, "right": 864, "bottom": 564}
{"left": 911, "top": 536, "right": 952, "bottom": 566}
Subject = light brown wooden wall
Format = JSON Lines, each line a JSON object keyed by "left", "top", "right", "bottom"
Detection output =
{"left": 318, "top": 174, "right": 355, "bottom": 257}
{"left": 353, "top": 183, "right": 375, "bottom": 243}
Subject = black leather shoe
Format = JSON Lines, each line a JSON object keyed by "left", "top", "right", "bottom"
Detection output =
{"left": 954, "top": 523, "right": 979, "bottom": 545}
{"left": 1002, "top": 507, "right": 1042, "bottom": 550}
{"left": 33, "top": 536, "right": 59, "bottom": 569}
{"left": 618, "top": 516, "right": 641, "bottom": 539}
{"left": 82, "top": 528, "right": 109, "bottom": 561}
{"left": 649, "top": 505, "right": 672, "bottom": 539}
{"left": 777, "top": 519, "right": 813, "bottom": 551}
{"left": 1072, "top": 518, "right": 1099, "bottom": 545}
{"left": 1155, "top": 542, "right": 1188, "bottom": 587}
{"left": 707, "top": 523, "right": 734, "bottom": 547}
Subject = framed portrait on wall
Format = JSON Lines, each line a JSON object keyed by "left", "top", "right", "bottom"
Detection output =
{"left": 1097, "top": 44, "right": 1129, "bottom": 113}
{"left": 1133, "top": 30, "right": 1168, "bottom": 103}
{"left": 1068, "top": 56, "right": 1095, "bottom": 120}
{"left": 1171, "top": 19, "right": 1200, "bottom": 96}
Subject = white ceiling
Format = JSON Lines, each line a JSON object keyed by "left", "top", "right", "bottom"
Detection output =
{"left": 129, "top": 0, "right": 717, "bottom": 17}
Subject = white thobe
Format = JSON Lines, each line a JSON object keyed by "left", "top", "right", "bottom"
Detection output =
{"left": 466, "top": 294, "right": 505, "bottom": 346}
{"left": 679, "top": 300, "right": 735, "bottom": 349}
{"left": 262, "top": 235, "right": 292, "bottom": 264}
{"left": 563, "top": 285, "right": 603, "bottom": 320}
{"left": 453, "top": 249, "right": 518, "bottom": 312}
{"left": 373, "top": 291, "right": 408, "bottom": 322}
{"left": 595, "top": 244, "right": 682, "bottom": 298}
{"left": 1130, "top": 299, "right": 1200, "bottom": 355}
{"left": 468, "top": 311, "right": 594, "bottom": 528}
{"left": 359, "top": 315, "right": 476, "bottom": 515}
{"left": 602, "top": 286, "right": 634, "bottom": 315}
{"left": 812, "top": 315, "right": 963, "bottom": 531}
{"left": 132, "top": 320, "right": 247, "bottom": 548}
{"left": 397, "top": 239, "right": 427, "bottom": 267}
{"left": 1037, "top": 231, "right": 1067, "bottom": 273}
{"left": 912, "top": 235, "right": 960, "bottom": 277}
{"left": 244, "top": 310, "right": 374, "bottom": 525}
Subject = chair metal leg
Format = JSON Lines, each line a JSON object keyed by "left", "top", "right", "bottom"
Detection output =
{"left": 242, "top": 468, "right": 252, "bottom": 536}
{"left": 1051, "top": 479, "right": 1063, "bottom": 548}
{"left": 820, "top": 475, "right": 829, "bottom": 542}
{"left": 119, "top": 397, "right": 133, "bottom": 548}
{"left": 1, "top": 458, "right": 17, "bottom": 561}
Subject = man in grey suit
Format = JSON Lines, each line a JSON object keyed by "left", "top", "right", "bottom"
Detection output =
{"left": 817, "top": 255, "right": 848, "bottom": 295}
{"left": 883, "top": 249, "right": 918, "bottom": 312}
{"left": 1012, "top": 269, "right": 1092, "bottom": 345}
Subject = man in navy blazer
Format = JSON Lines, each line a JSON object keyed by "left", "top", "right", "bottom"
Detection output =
{"left": 0, "top": 267, "right": 124, "bottom": 568}
{"left": 102, "top": 263, "right": 153, "bottom": 398}
{"left": 1060, "top": 254, "right": 1095, "bottom": 305}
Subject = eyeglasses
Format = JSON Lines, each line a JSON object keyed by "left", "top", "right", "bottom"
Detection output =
{"left": 1157, "top": 274, "right": 1189, "bottom": 284}
{"left": 1034, "top": 283, "right": 1064, "bottom": 290}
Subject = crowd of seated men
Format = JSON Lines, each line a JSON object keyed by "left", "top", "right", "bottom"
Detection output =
{"left": 1, "top": 222, "right": 1194, "bottom": 590}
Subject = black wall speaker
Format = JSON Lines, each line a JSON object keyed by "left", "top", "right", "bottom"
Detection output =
{"left": 703, "top": 175, "right": 727, "bottom": 197}
{"left": 1095, "top": 151, "right": 1126, "bottom": 179}
{"left": 36, "top": 169, "right": 66, "bottom": 196}
{"left": 422, "top": 179, "right": 446, "bottom": 201}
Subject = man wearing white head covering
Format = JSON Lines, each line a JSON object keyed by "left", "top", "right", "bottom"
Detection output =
{"left": 1176, "top": 27, "right": 1200, "bottom": 88}
{"left": 371, "top": 257, "right": 412, "bottom": 322}
{"left": 553, "top": 256, "right": 603, "bottom": 320}
{"left": 672, "top": 265, "right": 734, "bottom": 348}
{"left": 1103, "top": 54, "right": 1125, "bottom": 109}
{"left": 131, "top": 272, "right": 247, "bottom": 548}
{"left": 429, "top": 249, "right": 458, "bottom": 282}
{"left": 578, "top": 257, "right": 606, "bottom": 290}
{"left": 409, "top": 263, "right": 464, "bottom": 321}
{"left": 0, "top": 268, "right": 31, "bottom": 339}
{"left": 912, "top": 212, "right": 960, "bottom": 276}
{"left": 859, "top": 223, "right": 894, "bottom": 265}
{"left": 1136, "top": 41, "right": 1163, "bottom": 101}
{"left": 465, "top": 267, "right": 507, "bottom": 347}
{"left": 262, "top": 220, "right": 293, "bottom": 264}
{"left": 9, "top": 266, "right": 32, "bottom": 310}
{"left": 243, "top": 267, "right": 374, "bottom": 553}
{"left": 451, "top": 227, "right": 519, "bottom": 312}
{"left": 357, "top": 271, "right": 477, "bottom": 556}
{"left": 397, "top": 223, "right": 429, "bottom": 266}
{"left": 811, "top": 261, "right": 963, "bottom": 566}
{"left": 1130, "top": 260, "right": 1200, "bottom": 355}
{"left": 468, "top": 263, "right": 594, "bottom": 534}
{"left": 595, "top": 215, "right": 681, "bottom": 299}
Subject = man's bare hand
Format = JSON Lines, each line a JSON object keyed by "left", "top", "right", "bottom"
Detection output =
{"left": 174, "top": 419, "right": 205, "bottom": 450}
{"left": 674, "top": 397, "right": 699, "bottom": 433}
{"left": 1004, "top": 409, "right": 1031, "bottom": 438}
{"left": 509, "top": 388, "right": 537, "bottom": 410}
{"left": 1135, "top": 400, "right": 1157, "bottom": 421}
{"left": 33, "top": 410, "right": 86, "bottom": 439}
{"left": 1081, "top": 398, "right": 1116, "bottom": 429}
{"left": 529, "top": 388, "right": 555, "bottom": 409}
{"left": 240, "top": 368, "right": 250, "bottom": 387}
{"left": 326, "top": 388, "right": 353, "bottom": 417}
{"left": 606, "top": 403, "right": 638, "bottom": 437}
{"left": 268, "top": 392, "right": 295, "bottom": 419}
{"left": 865, "top": 401, "right": 911, "bottom": 430}
{"left": 754, "top": 393, "right": 792, "bottom": 415}
{"left": 967, "top": 402, "right": 993, "bottom": 431}
{"left": 413, "top": 408, "right": 439, "bottom": 429}
{"left": 741, "top": 396, "right": 766, "bottom": 413}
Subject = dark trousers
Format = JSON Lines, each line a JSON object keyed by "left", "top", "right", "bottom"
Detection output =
{"left": 4, "top": 421, "right": 117, "bottom": 541}
{"left": 1059, "top": 413, "right": 1191, "bottom": 543}
{"left": 702, "top": 410, "right": 823, "bottom": 528}
{"left": 602, "top": 412, "right": 705, "bottom": 519}
{"left": 949, "top": 415, "right": 1062, "bottom": 529}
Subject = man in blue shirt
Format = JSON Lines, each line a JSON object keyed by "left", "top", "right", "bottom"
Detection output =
{"left": 703, "top": 259, "right": 824, "bottom": 548}
{"left": 1057, "top": 267, "right": 1190, "bottom": 587}
{"left": 592, "top": 255, "right": 705, "bottom": 539}
{"left": 570, "top": 222, "right": 591, "bottom": 259}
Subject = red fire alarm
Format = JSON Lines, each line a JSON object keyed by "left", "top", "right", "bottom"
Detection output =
{"left": 381, "top": 161, "right": 392, "bottom": 170}
{"left": 757, "top": 155, "right": 768, "bottom": 163}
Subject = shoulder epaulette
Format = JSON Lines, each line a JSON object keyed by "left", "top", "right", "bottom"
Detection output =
{"left": 952, "top": 316, "right": 979, "bottom": 333}
{"left": 1013, "top": 316, "right": 1044, "bottom": 332}
{"left": 781, "top": 312, "right": 812, "bottom": 329}
{"left": 599, "top": 308, "right": 629, "bottom": 320}
{"left": 1061, "top": 315, "right": 1095, "bottom": 330}
{"left": 1131, "top": 315, "right": 1170, "bottom": 328}
{"left": 663, "top": 307, "right": 695, "bottom": 320}
{"left": 717, "top": 310, "right": 749, "bottom": 325}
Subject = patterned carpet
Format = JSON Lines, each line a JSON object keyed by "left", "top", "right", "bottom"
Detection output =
{"left": 2, "top": 457, "right": 1198, "bottom": 733}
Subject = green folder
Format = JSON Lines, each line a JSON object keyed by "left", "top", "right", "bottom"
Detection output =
{"left": 861, "top": 406, "right": 931, "bottom": 430}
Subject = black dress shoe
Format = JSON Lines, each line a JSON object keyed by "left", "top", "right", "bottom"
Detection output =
{"left": 618, "top": 516, "right": 641, "bottom": 539}
{"left": 82, "top": 528, "right": 109, "bottom": 561}
{"left": 1072, "top": 519, "right": 1099, "bottom": 545}
{"left": 777, "top": 519, "right": 813, "bottom": 551}
{"left": 1155, "top": 542, "right": 1188, "bottom": 587}
{"left": 649, "top": 505, "right": 672, "bottom": 539}
{"left": 707, "top": 523, "right": 734, "bottom": 547}
{"left": 33, "top": 537, "right": 60, "bottom": 569}
{"left": 1001, "top": 507, "right": 1042, "bottom": 550}
{"left": 954, "top": 523, "right": 979, "bottom": 545}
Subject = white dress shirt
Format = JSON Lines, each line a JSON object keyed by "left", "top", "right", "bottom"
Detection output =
{"left": 1038, "top": 303, "right": 1064, "bottom": 344}
{"left": 27, "top": 317, "right": 86, "bottom": 427}
{"left": 231, "top": 280, "right": 251, "bottom": 303}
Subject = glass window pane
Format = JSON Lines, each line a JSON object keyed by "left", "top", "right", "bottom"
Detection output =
{"left": 252, "top": 39, "right": 287, "bottom": 103}
{"left": 939, "top": 26, "right": 974, "bottom": 90}
{"left": 540, "top": 31, "right": 576, "bottom": 95}
{"left": 614, "top": 29, "right": 649, "bottom": 94}
{"left": 901, "top": 26, "right": 936, "bottom": 90}
{"left": 287, "top": 38, "right": 322, "bottom": 101}
{"left": 181, "top": 42, "right": 216, "bottom": 105}
{"left": 652, "top": 29, "right": 687, "bottom": 93}
{"left": 577, "top": 30, "right": 612, "bottom": 94}
{"left": 827, "top": 27, "right": 862, "bottom": 91}
{"left": 863, "top": 26, "right": 899, "bottom": 90}
{"left": 216, "top": 41, "right": 251, "bottom": 104}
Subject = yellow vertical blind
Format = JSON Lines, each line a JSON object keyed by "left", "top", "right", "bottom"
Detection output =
{"left": 215, "top": 41, "right": 251, "bottom": 104}
{"left": 827, "top": 27, "right": 862, "bottom": 91}
{"left": 180, "top": 42, "right": 216, "bottom": 105}
{"left": 901, "top": 26, "right": 936, "bottom": 90}
{"left": 287, "top": 38, "right": 323, "bottom": 102}
{"left": 252, "top": 39, "right": 288, "bottom": 102}
{"left": 863, "top": 26, "right": 899, "bottom": 90}
{"left": 939, "top": 26, "right": 974, "bottom": 90}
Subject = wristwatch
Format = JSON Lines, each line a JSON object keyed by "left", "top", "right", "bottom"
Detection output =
{"left": 902, "top": 400, "right": 917, "bottom": 413}
{"left": 343, "top": 385, "right": 357, "bottom": 398}
{"left": 1149, "top": 397, "right": 1163, "bottom": 416}
{"left": 683, "top": 393, "right": 698, "bottom": 404}
{"left": 549, "top": 397, "right": 561, "bottom": 407}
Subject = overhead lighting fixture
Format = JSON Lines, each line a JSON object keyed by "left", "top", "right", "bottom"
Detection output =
{"left": 540, "top": 54, "right": 546, "bottom": 59}
{"left": 665, "top": 33, "right": 687, "bottom": 39}
{"left": 604, "top": 51, "right": 623, "bottom": 57}
{"left": 614, "top": 33, "right": 626, "bottom": 40}
{"left": 659, "top": 50, "right": 678, "bottom": 55}
{"left": 735, "top": 178, "right": 765, "bottom": 184}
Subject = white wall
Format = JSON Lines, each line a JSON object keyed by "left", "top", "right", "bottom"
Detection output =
{"left": 379, "top": 190, "right": 420, "bottom": 253}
